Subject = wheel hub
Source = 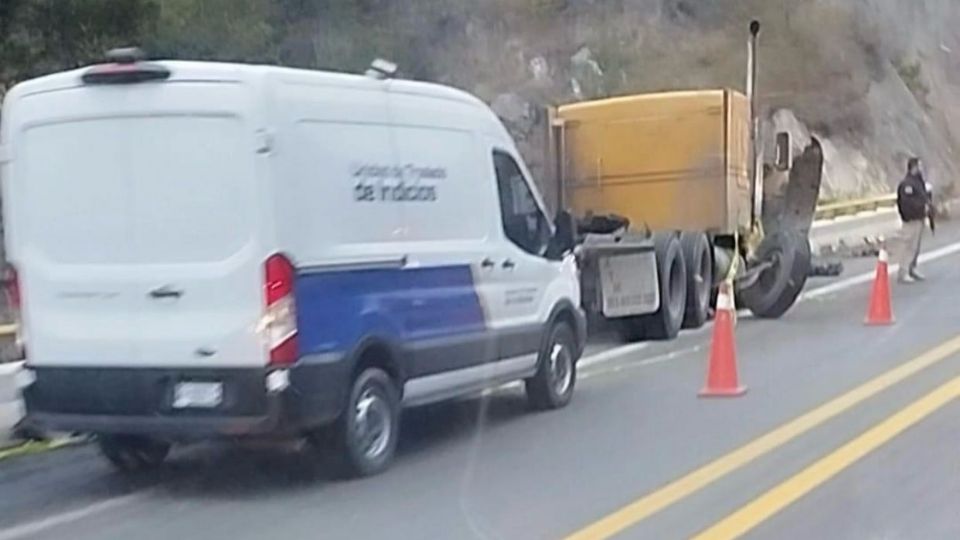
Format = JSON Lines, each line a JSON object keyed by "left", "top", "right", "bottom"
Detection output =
{"left": 354, "top": 388, "right": 391, "bottom": 460}
{"left": 697, "top": 249, "right": 712, "bottom": 306}
{"left": 549, "top": 343, "right": 572, "bottom": 396}
{"left": 668, "top": 257, "right": 685, "bottom": 315}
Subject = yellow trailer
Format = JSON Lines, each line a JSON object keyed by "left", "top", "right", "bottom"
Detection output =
{"left": 548, "top": 21, "right": 824, "bottom": 341}
{"left": 557, "top": 89, "right": 752, "bottom": 236}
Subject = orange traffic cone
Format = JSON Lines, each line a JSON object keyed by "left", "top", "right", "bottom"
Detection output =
{"left": 865, "top": 247, "right": 894, "bottom": 326}
{"left": 700, "top": 282, "right": 747, "bottom": 398}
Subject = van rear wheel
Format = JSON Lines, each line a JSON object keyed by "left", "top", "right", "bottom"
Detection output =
{"left": 98, "top": 435, "right": 170, "bottom": 472}
{"left": 321, "top": 368, "right": 400, "bottom": 478}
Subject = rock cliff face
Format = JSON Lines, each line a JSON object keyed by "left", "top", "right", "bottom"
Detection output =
{"left": 4, "top": 0, "right": 958, "bottom": 200}
{"left": 405, "top": 0, "right": 960, "bottom": 201}
{"left": 805, "top": 0, "right": 960, "bottom": 200}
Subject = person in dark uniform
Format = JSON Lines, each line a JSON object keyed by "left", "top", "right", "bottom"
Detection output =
{"left": 895, "top": 157, "right": 933, "bottom": 283}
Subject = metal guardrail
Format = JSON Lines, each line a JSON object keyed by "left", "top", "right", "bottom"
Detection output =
{"left": 0, "top": 195, "right": 900, "bottom": 340}
{"left": 814, "top": 194, "right": 896, "bottom": 221}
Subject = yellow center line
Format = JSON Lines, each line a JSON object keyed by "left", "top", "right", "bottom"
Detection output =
{"left": 694, "top": 374, "right": 960, "bottom": 540}
{"left": 564, "top": 334, "right": 960, "bottom": 540}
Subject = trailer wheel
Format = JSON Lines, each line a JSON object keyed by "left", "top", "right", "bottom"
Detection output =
{"left": 739, "top": 230, "right": 811, "bottom": 319}
{"left": 680, "top": 232, "right": 712, "bottom": 329}
{"left": 620, "top": 232, "right": 687, "bottom": 341}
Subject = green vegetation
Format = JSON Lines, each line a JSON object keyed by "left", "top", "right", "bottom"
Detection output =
{"left": 0, "top": 0, "right": 157, "bottom": 96}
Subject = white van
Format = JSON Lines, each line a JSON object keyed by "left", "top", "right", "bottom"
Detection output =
{"left": 0, "top": 50, "right": 585, "bottom": 476}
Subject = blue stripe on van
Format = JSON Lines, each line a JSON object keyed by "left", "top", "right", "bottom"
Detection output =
{"left": 294, "top": 265, "right": 486, "bottom": 357}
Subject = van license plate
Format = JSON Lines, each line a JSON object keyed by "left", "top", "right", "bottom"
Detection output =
{"left": 173, "top": 382, "right": 223, "bottom": 409}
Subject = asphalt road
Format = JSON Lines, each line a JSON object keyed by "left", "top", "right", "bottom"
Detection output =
{"left": 1, "top": 225, "right": 960, "bottom": 540}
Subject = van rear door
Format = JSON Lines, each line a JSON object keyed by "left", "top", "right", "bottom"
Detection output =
{"left": 9, "top": 79, "right": 265, "bottom": 369}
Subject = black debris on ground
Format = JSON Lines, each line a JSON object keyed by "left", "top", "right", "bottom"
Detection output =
{"left": 809, "top": 260, "right": 844, "bottom": 277}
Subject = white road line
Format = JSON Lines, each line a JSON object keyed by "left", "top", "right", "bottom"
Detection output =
{"left": 580, "top": 343, "right": 650, "bottom": 369}
{"left": 639, "top": 345, "right": 704, "bottom": 366}
{"left": 577, "top": 238, "right": 960, "bottom": 371}
{"left": 580, "top": 344, "right": 705, "bottom": 380}
{"left": 0, "top": 493, "right": 144, "bottom": 540}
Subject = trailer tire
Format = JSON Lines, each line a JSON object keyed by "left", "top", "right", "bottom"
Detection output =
{"left": 739, "top": 230, "right": 811, "bottom": 319}
{"left": 620, "top": 232, "right": 687, "bottom": 341}
{"left": 680, "top": 232, "right": 712, "bottom": 329}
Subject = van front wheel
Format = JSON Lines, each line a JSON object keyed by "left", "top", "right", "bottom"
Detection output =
{"left": 526, "top": 322, "right": 578, "bottom": 410}
{"left": 98, "top": 435, "right": 170, "bottom": 472}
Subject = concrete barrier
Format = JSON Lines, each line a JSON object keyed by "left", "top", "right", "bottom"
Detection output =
{"left": 814, "top": 194, "right": 896, "bottom": 221}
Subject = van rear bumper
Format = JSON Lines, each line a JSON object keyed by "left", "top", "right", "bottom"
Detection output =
{"left": 26, "top": 407, "right": 282, "bottom": 438}
{"left": 22, "top": 362, "right": 348, "bottom": 439}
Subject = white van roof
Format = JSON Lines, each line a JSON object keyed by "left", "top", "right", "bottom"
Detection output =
{"left": 8, "top": 60, "right": 483, "bottom": 107}
{"left": 4, "top": 60, "right": 512, "bottom": 143}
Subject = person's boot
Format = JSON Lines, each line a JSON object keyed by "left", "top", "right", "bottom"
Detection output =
{"left": 909, "top": 269, "right": 926, "bottom": 281}
{"left": 898, "top": 273, "right": 916, "bottom": 284}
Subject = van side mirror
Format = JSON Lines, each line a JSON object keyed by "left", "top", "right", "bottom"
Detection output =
{"left": 775, "top": 132, "right": 791, "bottom": 171}
{"left": 546, "top": 210, "right": 577, "bottom": 260}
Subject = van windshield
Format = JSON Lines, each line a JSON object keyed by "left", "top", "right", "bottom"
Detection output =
{"left": 20, "top": 115, "right": 255, "bottom": 265}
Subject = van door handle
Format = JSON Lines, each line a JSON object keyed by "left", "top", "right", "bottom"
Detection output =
{"left": 481, "top": 258, "right": 496, "bottom": 269}
{"left": 502, "top": 259, "right": 516, "bottom": 270}
{"left": 149, "top": 286, "right": 184, "bottom": 299}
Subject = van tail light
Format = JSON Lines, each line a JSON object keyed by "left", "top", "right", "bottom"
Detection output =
{"left": 263, "top": 254, "right": 298, "bottom": 366}
{"left": 3, "top": 265, "right": 24, "bottom": 360}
